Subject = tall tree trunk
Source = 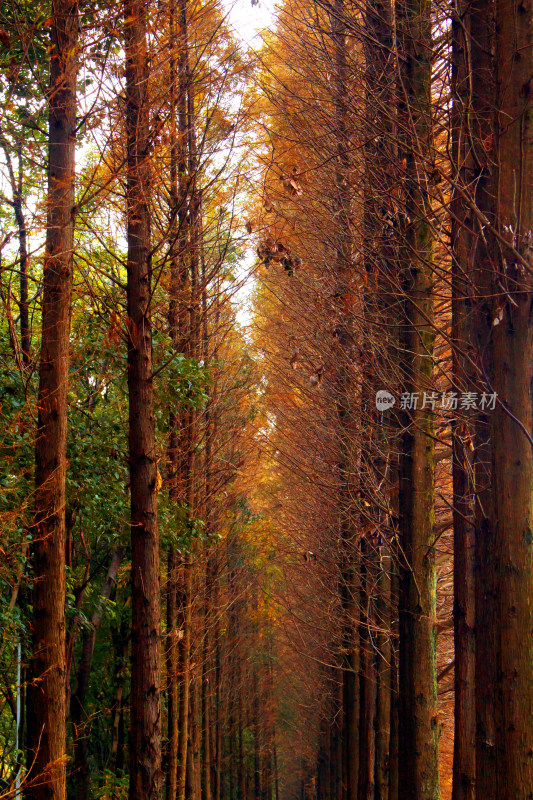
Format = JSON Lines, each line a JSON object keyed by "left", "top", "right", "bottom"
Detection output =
{"left": 388, "top": 571, "right": 399, "bottom": 800}
{"left": 329, "top": 1, "right": 360, "bottom": 797}
{"left": 166, "top": 549, "right": 179, "bottom": 800}
{"left": 396, "top": 0, "right": 439, "bottom": 792}
{"left": 450, "top": 0, "right": 497, "bottom": 793}
{"left": 330, "top": 672, "right": 343, "bottom": 800}
{"left": 15, "top": 140, "right": 30, "bottom": 366}
{"left": 177, "top": 557, "right": 193, "bottom": 800}
{"left": 450, "top": 4, "right": 477, "bottom": 797}
{"left": 214, "top": 567, "right": 223, "bottom": 800}
{"left": 71, "top": 547, "right": 122, "bottom": 800}
{"left": 124, "top": 0, "right": 162, "bottom": 797}
{"left": 491, "top": 0, "right": 533, "bottom": 789}
{"left": 375, "top": 548, "right": 392, "bottom": 800}
{"left": 26, "top": 2, "right": 78, "bottom": 798}
{"left": 358, "top": 550, "right": 376, "bottom": 800}
{"left": 111, "top": 625, "right": 129, "bottom": 777}
{"left": 166, "top": 0, "right": 180, "bottom": 794}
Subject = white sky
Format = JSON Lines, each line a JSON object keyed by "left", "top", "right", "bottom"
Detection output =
{"left": 223, "top": 0, "right": 276, "bottom": 49}
{"left": 221, "top": 0, "right": 277, "bottom": 332}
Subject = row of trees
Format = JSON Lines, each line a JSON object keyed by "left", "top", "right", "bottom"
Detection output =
{"left": 1, "top": 0, "right": 533, "bottom": 796}
{"left": 246, "top": 0, "right": 533, "bottom": 795}
{"left": 0, "top": 3, "right": 282, "bottom": 800}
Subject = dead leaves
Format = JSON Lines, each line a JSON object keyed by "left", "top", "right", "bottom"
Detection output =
{"left": 256, "top": 238, "right": 303, "bottom": 276}
{"left": 280, "top": 167, "right": 303, "bottom": 197}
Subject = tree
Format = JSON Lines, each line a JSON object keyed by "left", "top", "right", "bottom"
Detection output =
{"left": 26, "top": 3, "right": 79, "bottom": 800}
{"left": 490, "top": 0, "right": 533, "bottom": 790}
{"left": 395, "top": 0, "right": 440, "bottom": 792}
{"left": 124, "top": 1, "right": 162, "bottom": 798}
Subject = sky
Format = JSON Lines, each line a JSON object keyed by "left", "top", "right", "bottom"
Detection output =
{"left": 223, "top": 0, "right": 276, "bottom": 49}
{"left": 220, "top": 0, "right": 277, "bottom": 331}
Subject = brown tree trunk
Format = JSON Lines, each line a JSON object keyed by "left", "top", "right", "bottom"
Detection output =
{"left": 71, "top": 546, "right": 122, "bottom": 800}
{"left": 166, "top": 549, "right": 179, "bottom": 800}
{"left": 213, "top": 556, "right": 223, "bottom": 800}
{"left": 358, "top": 550, "right": 376, "bottom": 800}
{"left": 451, "top": 0, "right": 497, "bottom": 793}
{"left": 329, "top": 671, "right": 343, "bottom": 800}
{"left": 124, "top": 0, "right": 162, "bottom": 797}
{"left": 375, "top": 548, "right": 392, "bottom": 800}
{"left": 177, "top": 557, "right": 193, "bottom": 800}
{"left": 0, "top": 135, "right": 31, "bottom": 367}
{"left": 111, "top": 625, "right": 129, "bottom": 777}
{"left": 491, "top": 0, "right": 533, "bottom": 789}
{"left": 253, "top": 664, "right": 262, "bottom": 800}
{"left": 328, "top": 1, "right": 361, "bottom": 797}
{"left": 388, "top": 570, "right": 399, "bottom": 800}
{"left": 165, "top": 0, "right": 180, "bottom": 795}
{"left": 26, "top": 2, "right": 79, "bottom": 798}
{"left": 450, "top": 5, "right": 477, "bottom": 797}
{"left": 201, "top": 563, "right": 213, "bottom": 800}
{"left": 188, "top": 672, "right": 201, "bottom": 800}
{"left": 15, "top": 140, "right": 30, "bottom": 366}
{"left": 396, "top": 0, "right": 439, "bottom": 792}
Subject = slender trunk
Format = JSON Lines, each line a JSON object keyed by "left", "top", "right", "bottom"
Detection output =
{"left": 375, "top": 549, "right": 392, "bottom": 800}
{"left": 0, "top": 136, "right": 31, "bottom": 366}
{"left": 202, "top": 631, "right": 212, "bottom": 800}
{"left": 111, "top": 627, "right": 129, "bottom": 776}
{"left": 253, "top": 667, "right": 262, "bottom": 800}
{"left": 177, "top": 557, "right": 193, "bottom": 800}
{"left": 317, "top": 716, "right": 329, "bottom": 800}
{"left": 332, "top": 673, "right": 343, "bottom": 800}
{"left": 166, "top": 549, "right": 179, "bottom": 800}
{"left": 388, "top": 570, "right": 399, "bottom": 800}
{"left": 188, "top": 672, "right": 201, "bottom": 800}
{"left": 450, "top": 6, "right": 477, "bottom": 797}
{"left": 329, "top": 1, "right": 360, "bottom": 797}
{"left": 71, "top": 547, "right": 122, "bottom": 800}
{"left": 124, "top": 0, "right": 162, "bottom": 797}
{"left": 396, "top": 0, "right": 439, "bottom": 792}
{"left": 214, "top": 570, "right": 223, "bottom": 800}
{"left": 166, "top": 0, "right": 180, "bottom": 794}
{"left": 491, "top": 0, "right": 533, "bottom": 789}
{"left": 273, "top": 729, "right": 279, "bottom": 800}
{"left": 358, "top": 550, "right": 376, "bottom": 800}
{"left": 454, "top": 0, "right": 497, "bottom": 793}
{"left": 14, "top": 141, "right": 30, "bottom": 365}
{"left": 26, "top": 2, "right": 78, "bottom": 798}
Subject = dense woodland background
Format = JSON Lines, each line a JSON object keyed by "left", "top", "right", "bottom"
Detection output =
{"left": 0, "top": 0, "right": 532, "bottom": 798}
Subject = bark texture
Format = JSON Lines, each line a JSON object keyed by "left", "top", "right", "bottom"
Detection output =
{"left": 396, "top": 0, "right": 440, "bottom": 793}
{"left": 491, "top": 0, "right": 533, "bottom": 790}
{"left": 124, "top": 0, "right": 162, "bottom": 797}
{"left": 26, "top": 2, "right": 78, "bottom": 798}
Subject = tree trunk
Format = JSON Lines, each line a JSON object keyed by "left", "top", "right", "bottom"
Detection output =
{"left": 358, "top": 550, "right": 376, "bottom": 800}
{"left": 396, "top": 0, "right": 439, "bottom": 792}
{"left": 491, "top": 0, "right": 533, "bottom": 789}
{"left": 328, "top": 1, "right": 361, "bottom": 797}
{"left": 450, "top": 0, "right": 497, "bottom": 793}
{"left": 388, "top": 570, "right": 399, "bottom": 800}
{"left": 450, "top": 4, "right": 477, "bottom": 797}
{"left": 375, "top": 549, "right": 392, "bottom": 800}
{"left": 124, "top": 0, "right": 162, "bottom": 797}
{"left": 26, "top": 3, "right": 78, "bottom": 799}
{"left": 201, "top": 564, "right": 213, "bottom": 800}
{"left": 71, "top": 546, "right": 122, "bottom": 800}
{"left": 177, "top": 557, "right": 193, "bottom": 800}
{"left": 166, "top": 549, "right": 179, "bottom": 800}
{"left": 111, "top": 625, "right": 129, "bottom": 777}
